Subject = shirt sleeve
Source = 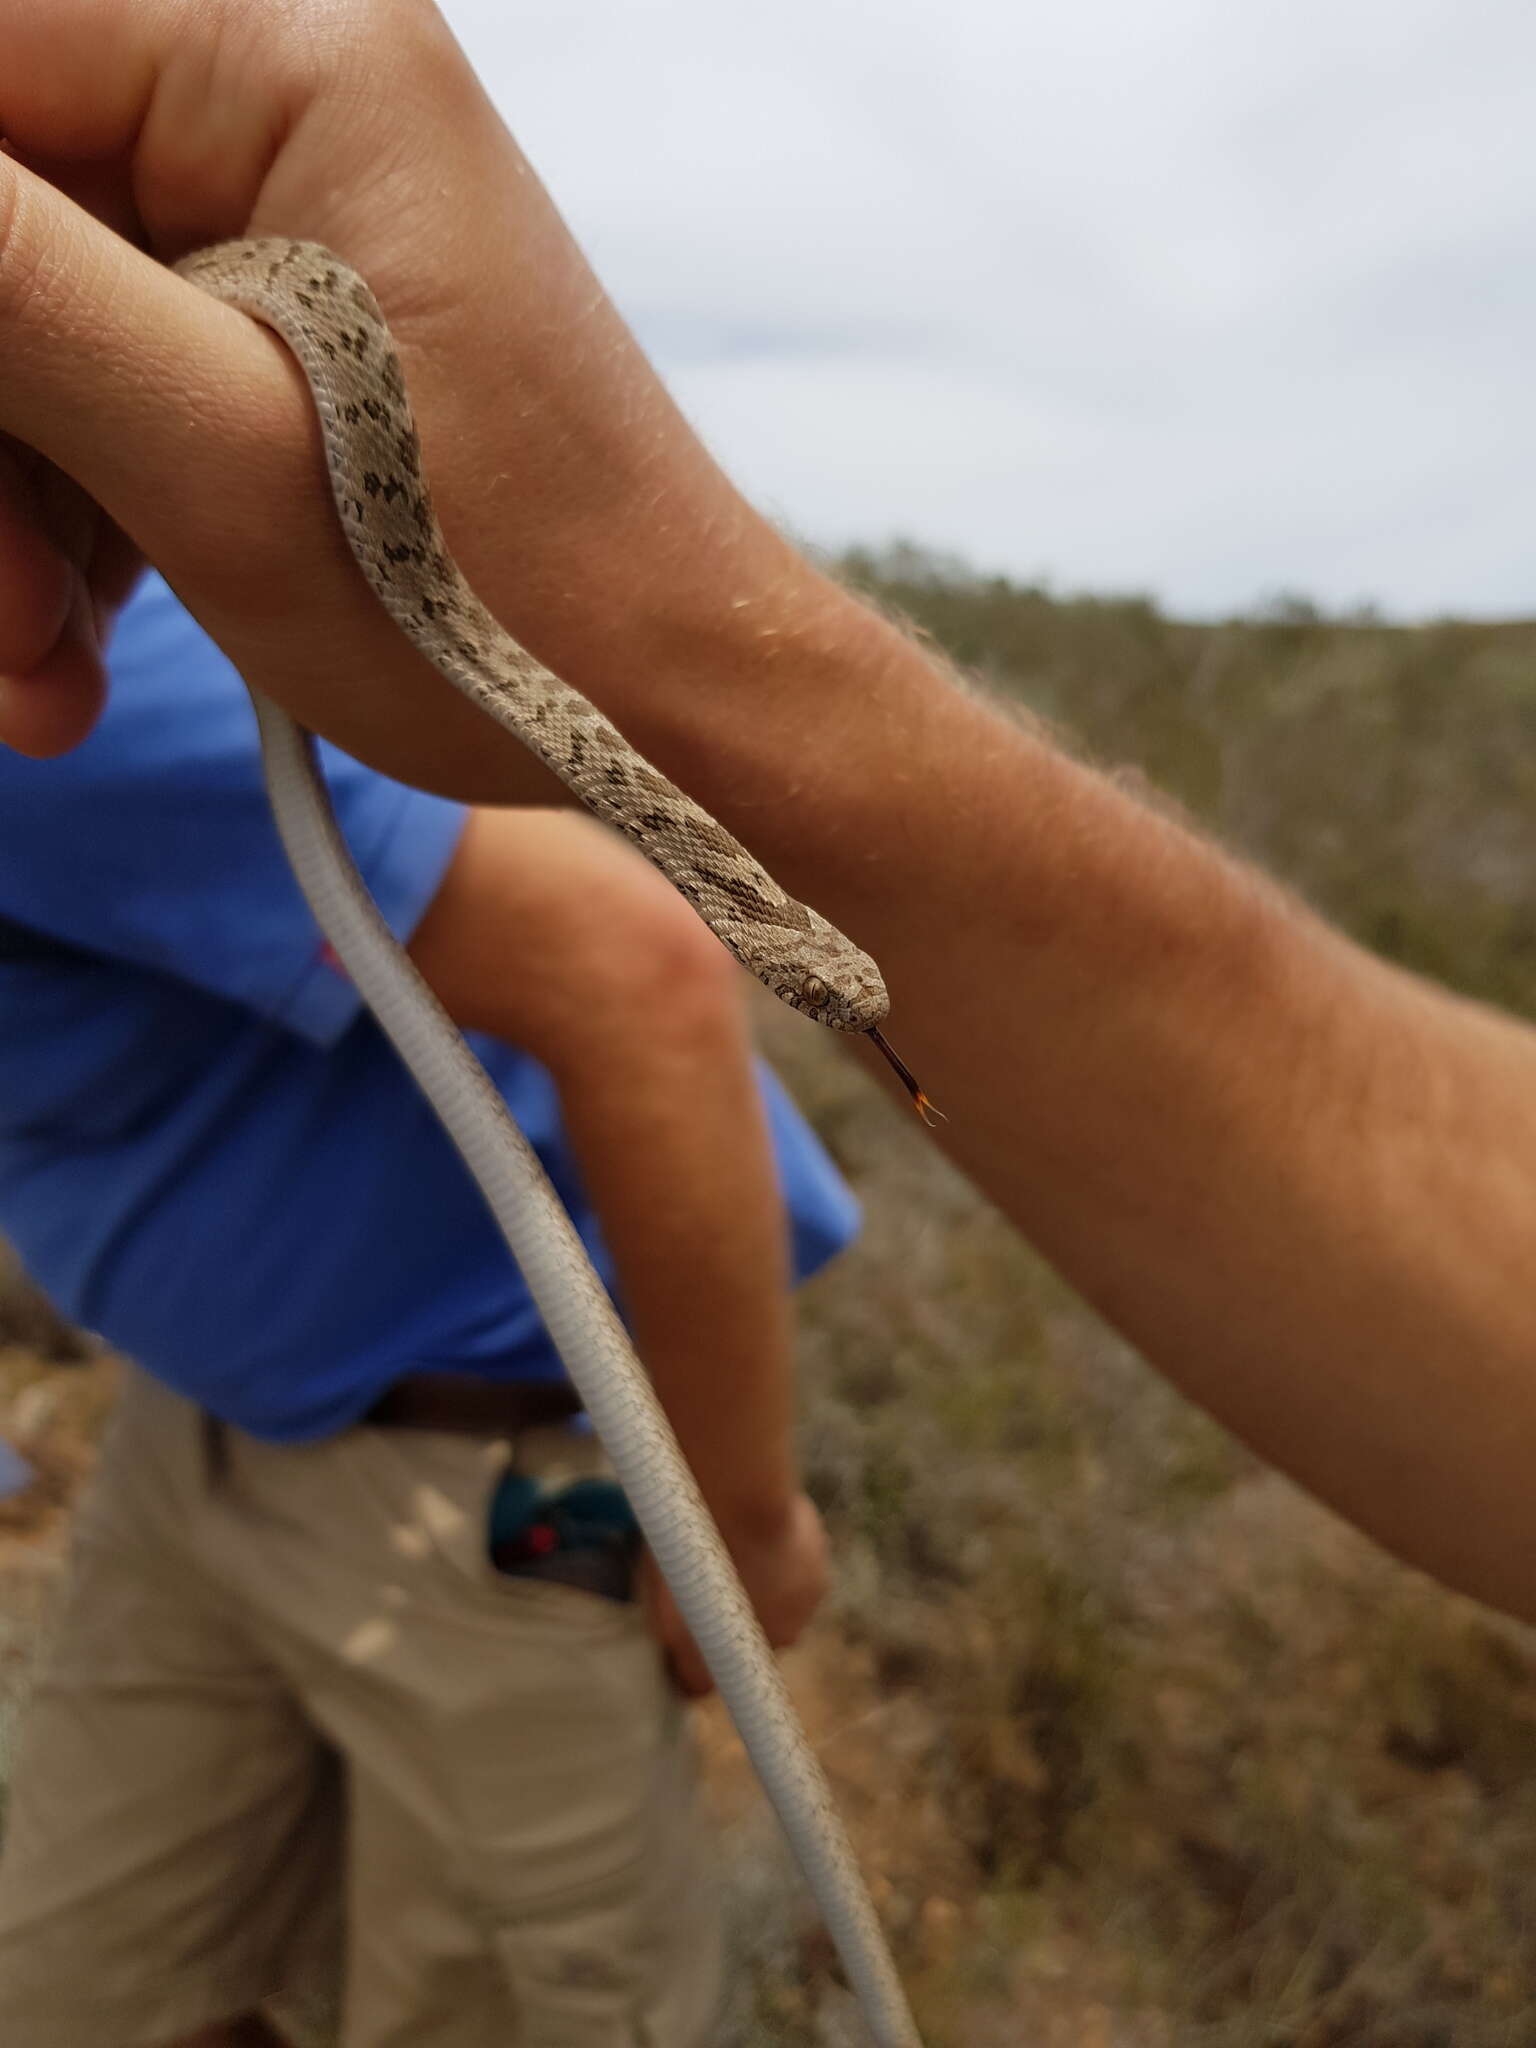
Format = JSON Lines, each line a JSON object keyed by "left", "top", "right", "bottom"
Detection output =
{"left": 0, "top": 574, "right": 467, "bottom": 1048}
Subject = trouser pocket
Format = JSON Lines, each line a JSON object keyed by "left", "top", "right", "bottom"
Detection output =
{"left": 487, "top": 1471, "right": 642, "bottom": 1603}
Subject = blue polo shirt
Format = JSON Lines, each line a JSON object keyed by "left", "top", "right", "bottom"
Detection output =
{"left": 0, "top": 574, "right": 858, "bottom": 1441}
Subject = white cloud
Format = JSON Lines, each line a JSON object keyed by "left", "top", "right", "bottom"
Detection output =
{"left": 442, "top": 0, "right": 1536, "bottom": 617}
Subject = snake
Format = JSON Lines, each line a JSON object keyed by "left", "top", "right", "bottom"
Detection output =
{"left": 176, "top": 238, "right": 926, "bottom": 2048}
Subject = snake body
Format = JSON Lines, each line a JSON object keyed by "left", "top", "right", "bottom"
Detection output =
{"left": 177, "top": 239, "right": 922, "bottom": 2048}
{"left": 177, "top": 237, "right": 890, "bottom": 1035}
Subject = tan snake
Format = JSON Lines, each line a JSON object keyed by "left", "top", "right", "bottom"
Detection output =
{"left": 176, "top": 238, "right": 925, "bottom": 2048}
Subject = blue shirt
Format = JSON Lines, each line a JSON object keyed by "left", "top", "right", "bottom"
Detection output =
{"left": 0, "top": 575, "right": 859, "bottom": 1441}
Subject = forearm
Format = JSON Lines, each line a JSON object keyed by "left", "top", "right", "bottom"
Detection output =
{"left": 627, "top": 616, "right": 1536, "bottom": 1617}
{"left": 422, "top": 144, "right": 1536, "bottom": 1619}
{"left": 546, "top": 962, "right": 801, "bottom": 1536}
{"left": 406, "top": 806, "right": 804, "bottom": 1531}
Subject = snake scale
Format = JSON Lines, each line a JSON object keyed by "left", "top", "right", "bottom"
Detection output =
{"left": 176, "top": 238, "right": 926, "bottom": 2048}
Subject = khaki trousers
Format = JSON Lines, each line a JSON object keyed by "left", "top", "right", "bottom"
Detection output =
{"left": 0, "top": 1366, "right": 722, "bottom": 2047}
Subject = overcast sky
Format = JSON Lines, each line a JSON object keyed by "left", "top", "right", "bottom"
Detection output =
{"left": 442, "top": 0, "right": 1534, "bottom": 620}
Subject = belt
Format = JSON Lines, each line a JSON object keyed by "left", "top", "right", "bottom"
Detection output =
{"left": 363, "top": 1371, "right": 584, "bottom": 1435}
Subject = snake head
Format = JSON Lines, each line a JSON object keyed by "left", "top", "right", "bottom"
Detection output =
{"left": 768, "top": 928, "right": 939, "bottom": 1123}
{"left": 766, "top": 912, "right": 888, "bottom": 1032}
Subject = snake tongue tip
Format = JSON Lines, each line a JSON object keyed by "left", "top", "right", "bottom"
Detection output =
{"left": 865, "top": 1025, "right": 944, "bottom": 1129}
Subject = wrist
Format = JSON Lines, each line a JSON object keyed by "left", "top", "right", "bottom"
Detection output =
{"left": 711, "top": 1485, "right": 805, "bottom": 1550}
{"left": 594, "top": 569, "right": 918, "bottom": 828}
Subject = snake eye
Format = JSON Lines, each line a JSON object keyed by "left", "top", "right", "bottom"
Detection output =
{"left": 800, "top": 974, "right": 828, "bottom": 1010}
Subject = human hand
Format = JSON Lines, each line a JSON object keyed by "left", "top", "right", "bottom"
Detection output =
{"left": 1, "top": 1, "right": 491, "bottom": 768}
{"left": 639, "top": 1492, "right": 831, "bottom": 1701}
{"left": 0, "top": 0, "right": 801, "bottom": 790}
